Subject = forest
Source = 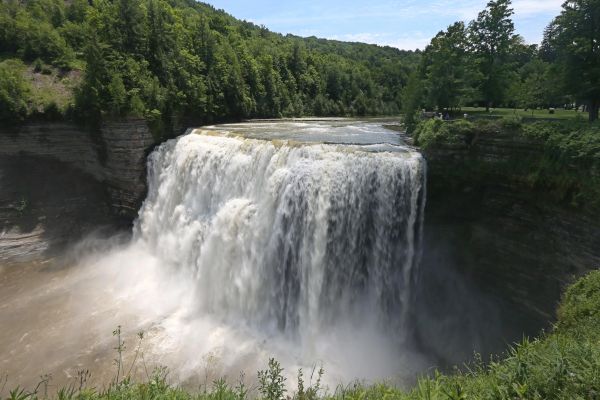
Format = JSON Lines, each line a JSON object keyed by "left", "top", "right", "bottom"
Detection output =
{"left": 0, "top": 0, "right": 419, "bottom": 128}
{"left": 1, "top": 0, "right": 599, "bottom": 130}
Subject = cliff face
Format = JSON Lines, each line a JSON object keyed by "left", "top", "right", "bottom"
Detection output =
{"left": 0, "top": 120, "right": 156, "bottom": 262}
{"left": 0, "top": 120, "right": 155, "bottom": 217}
{"left": 415, "top": 127, "right": 600, "bottom": 363}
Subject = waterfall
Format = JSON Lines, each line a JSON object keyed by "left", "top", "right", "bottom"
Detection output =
{"left": 134, "top": 126, "right": 426, "bottom": 343}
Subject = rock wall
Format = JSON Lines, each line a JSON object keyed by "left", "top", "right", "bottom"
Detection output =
{"left": 415, "top": 127, "right": 600, "bottom": 363}
{"left": 0, "top": 120, "right": 156, "bottom": 263}
{"left": 0, "top": 119, "right": 155, "bottom": 218}
{"left": 0, "top": 155, "right": 118, "bottom": 262}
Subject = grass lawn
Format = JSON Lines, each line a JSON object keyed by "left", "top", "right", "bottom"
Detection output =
{"left": 461, "top": 106, "right": 588, "bottom": 120}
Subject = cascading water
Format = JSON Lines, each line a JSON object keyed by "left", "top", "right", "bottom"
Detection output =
{"left": 134, "top": 122, "right": 427, "bottom": 348}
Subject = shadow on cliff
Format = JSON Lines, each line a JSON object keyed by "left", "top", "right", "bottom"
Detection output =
{"left": 0, "top": 154, "right": 129, "bottom": 263}
{"left": 412, "top": 179, "right": 590, "bottom": 367}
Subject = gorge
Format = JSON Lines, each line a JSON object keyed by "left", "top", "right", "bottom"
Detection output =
{"left": 0, "top": 119, "right": 599, "bottom": 391}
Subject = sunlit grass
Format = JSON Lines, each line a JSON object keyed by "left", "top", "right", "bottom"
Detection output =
{"left": 461, "top": 106, "right": 588, "bottom": 120}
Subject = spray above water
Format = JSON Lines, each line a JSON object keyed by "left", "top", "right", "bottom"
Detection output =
{"left": 131, "top": 121, "right": 428, "bottom": 381}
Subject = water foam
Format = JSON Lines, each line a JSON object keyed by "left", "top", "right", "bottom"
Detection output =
{"left": 136, "top": 131, "right": 425, "bottom": 339}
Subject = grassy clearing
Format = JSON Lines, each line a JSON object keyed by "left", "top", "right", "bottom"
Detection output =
{"left": 2, "top": 270, "right": 600, "bottom": 400}
{"left": 460, "top": 107, "right": 588, "bottom": 121}
{"left": 0, "top": 57, "right": 81, "bottom": 122}
{"left": 25, "top": 62, "right": 81, "bottom": 114}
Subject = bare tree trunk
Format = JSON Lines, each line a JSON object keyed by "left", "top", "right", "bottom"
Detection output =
{"left": 590, "top": 99, "right": 599, "bottom": 122}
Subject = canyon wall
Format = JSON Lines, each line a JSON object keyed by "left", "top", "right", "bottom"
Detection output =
{"left": 0, "top": 120, "right": 156, "bottom": 217}
{"left": 416, "top": 127, "right": 600, "bottom": 362}
{"left": 0, "top": 120, "right": 156, "bottom": 262}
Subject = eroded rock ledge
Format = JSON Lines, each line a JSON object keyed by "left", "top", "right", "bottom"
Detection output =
{"left": 0, "top": 120, "right": 155, "bottom": 217}
{"left": 0, "top": 120, "right": 156, "bottom": 262}
{"left": 416, "top": 127, "right": 600, "bottom": 363}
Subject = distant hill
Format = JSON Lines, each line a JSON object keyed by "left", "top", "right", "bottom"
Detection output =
{"left": 0, "top": 0, "right": 420, "bottom": 128}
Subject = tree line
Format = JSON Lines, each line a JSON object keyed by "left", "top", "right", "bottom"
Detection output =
{"left": 1, "top": 0, "right": 597, "bottom": 127}
{"left": 0, "top": 0, "right": 419, "bottom": 127}
{"left": 403, "top": 0, "right": 600, "bottom": 129}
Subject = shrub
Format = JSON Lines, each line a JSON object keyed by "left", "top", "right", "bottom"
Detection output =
{"left": 0, "top": 59, "right": 31, "bottom": 122}
{"left": 258, "top": 358, "right": 286, "bottom": 400}
{"left": 557, "top": 270, "right": 600, "bottom": 333}
{"left": 500, "top": 114, "right": 523, "bottom": 130}
{"left": 33, "top": 58, "right": 43, "bottom": 72}
{"left": 414, "top": 118, "right": 474, "bottom": 149}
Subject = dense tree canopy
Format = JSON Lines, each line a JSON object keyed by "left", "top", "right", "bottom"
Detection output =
{"left": 422, "top": 22, "right": 470, "bottom": 111}
{"left": 0, "top": 0, "right": 420, "bottom": 128}
{"left": 1, "top": 0, "right": 597, "bottom": 126}
{"left": 468, "top": 0, "right": 516, "bottom": 111}
{"left": 543, "top": 0, "right": 600, "bottom": 121}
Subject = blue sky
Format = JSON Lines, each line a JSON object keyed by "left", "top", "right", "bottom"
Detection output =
{"left": 204, "top": 0, "right": 563, "bottom": 50}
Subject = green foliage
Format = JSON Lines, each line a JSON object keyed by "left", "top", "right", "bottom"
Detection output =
{"left": 0, "top": 59, "right": 31, "bottom": 123}
{"left": 557, "top": 270, "right": 600, "bottom": 332}
{"left": 508, "top": 58, "right": 564, "bottom": 110}
{"left": 411, "top": 0, "right": 567, "bottom": 114}
{"left": 498, "top": 114, "right": 522, "bottom": 130}
{"left": 0, "top": 0, "right": 418, "bottom": 125}
{"left": 258, "top": 358, "right": 286, "bottom": 400}
{"left": 414, "top": 119, "right": 474, "bottom": 149}
{"left": 423, "top": 22, "right": 470, "bottom": 110}
{"left": 295, "top": 366, "right": 324, "bottom": 400}
{"left": 543, "top": 0, "right": 600, "bottom": 121}
{"left": 468, "top": 0, "right": 516, "bottom": 110}
{"left": 401, "top": 71, "right": 424, "bottom": 133}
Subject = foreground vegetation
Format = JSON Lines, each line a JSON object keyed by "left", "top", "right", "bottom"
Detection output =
{"left": 2, "top": 270, "right": 600, "bottom": 400}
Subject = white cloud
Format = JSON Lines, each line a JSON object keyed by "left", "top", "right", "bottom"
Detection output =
{"left": 513, "top": 0, "right": 563, "bottom": 16}
{"left": 329, "top": 32, "right": 431, "bottom": 51}
{"left": 235, "top": 0, "right": 564, "bottom": 50}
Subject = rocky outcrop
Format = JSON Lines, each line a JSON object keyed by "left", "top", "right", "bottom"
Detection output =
{"left": 0, "top": 155, "right": 119, "bottom": 262}
{"left": 0, "top": 119, "right": 156, "bottom": 262}
{"left": 0, "top": 119, "right": 155, "bottom": 218}
{"left": 415, "top": 128, "right": 600, "bottom": 363}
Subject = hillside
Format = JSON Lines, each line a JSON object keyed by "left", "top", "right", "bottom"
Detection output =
{"left": 0, "top": 0, "right": 419, "bottom": 131}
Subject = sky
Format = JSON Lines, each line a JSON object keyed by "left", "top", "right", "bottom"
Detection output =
{"left": 204, "top": 0, "right": 563, "bottom": 50}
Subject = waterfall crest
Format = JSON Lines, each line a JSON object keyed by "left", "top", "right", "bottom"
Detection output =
{"left": 135, "top": 127, "right": 426, "bottom": 343}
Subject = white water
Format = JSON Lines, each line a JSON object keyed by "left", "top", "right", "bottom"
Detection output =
{"left": 138, "top": 128, "right": 424, "bottom": 333}
{"left": 130, "top": 121, "right": 428, "bottom": 382}
{"left": 1, "top": 121, "right": 431, "bottom": 389}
